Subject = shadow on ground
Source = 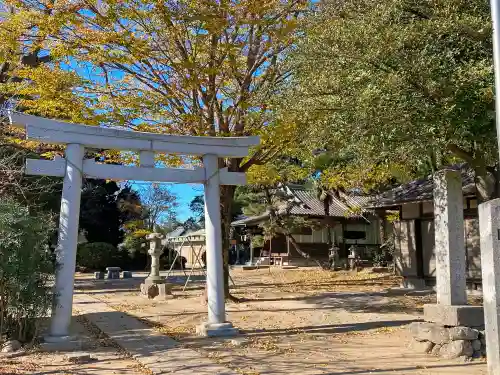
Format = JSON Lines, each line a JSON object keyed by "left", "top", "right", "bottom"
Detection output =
{"left": 74, "top": 309, "right": 482, "bottom": 375}
{"left": 319, "top": 362, "right": 485, "bottom": 375}
{"left": 239, "top": 289, "right": 435, "bottom": 315}
{"left": 240, "top": 319, "right": 418, "bottom": 337}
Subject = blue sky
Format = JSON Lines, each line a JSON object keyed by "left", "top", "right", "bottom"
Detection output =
{"left": 130, "top": 181, "right": 202, "bottom": 222}
{"left": 169, "top": 183, "right": 203, "bottom": 221}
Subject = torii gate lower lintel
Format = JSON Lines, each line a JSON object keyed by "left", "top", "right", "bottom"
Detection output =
{"left": 9, "top": 111, "right": 259, "bottom": 339}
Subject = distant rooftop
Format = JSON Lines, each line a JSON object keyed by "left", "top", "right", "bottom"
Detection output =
{"left": 165, "top": 226, "right": 187, "bottom": 238}
{"left": 164, "top": 227, "right": 206, "bottom": 241}
{"left": 231, "top": 185, "right": 371, "bottom": 227}
{"left": 370, "top": 165, "right": 476, "bottom": 208}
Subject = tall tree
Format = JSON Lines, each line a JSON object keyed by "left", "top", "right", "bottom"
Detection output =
{"left": 186, "top": 193, "right": 245, "bottom": 227}
{"left": 156, "top": 217, "right": 182, "bottom": 235}
{"left": 286, "top": 0, "right": 496, "bottom": 199}
{"left": 188, "top": 195, "right": 205, "bottom": 226}
{"left": 139, "top": 183, "right": 178, "bottom": 231}
{"left": 0, "top": 2, "right": 94, "bottom": 122}
{"left": 183, "top": 217, "right": 201, "bottom": 231}
{"left": 79, "top": 180, "right": 142, "bottom": 246}
{"left": 80, "top": 180, "right": 122, "bottom": 246}
{"left": 2, "top": 0, "right": 310, "bottom": 297}
{"left": 0, "top": 2, "right": 95, "bottom": 207}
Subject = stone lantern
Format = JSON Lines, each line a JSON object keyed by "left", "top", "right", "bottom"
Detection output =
{"left": 348, "top": 244, "right": 359, "bottom": 270}
{"left": 139, "top": 233, "right": 173, "bottom": 299}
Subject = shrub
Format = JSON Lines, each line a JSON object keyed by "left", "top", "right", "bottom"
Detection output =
{"left": 77, "top": 242, "right": 128, "bottom": 270}
{"left": 120, "top": 234, "right": 148, "bottom": 270}
{"left": 0, "top": 198, "right": 55, "bottom": 342}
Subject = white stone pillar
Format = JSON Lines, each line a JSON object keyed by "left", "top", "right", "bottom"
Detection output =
{"left": 196, "top": 154, "right": 237, "bottom": 337}
{"left": 479, "top": 198, "right": 500, "bottom": 374}
{"left": 139, "top": 150, "right": 155, "bottom": 168}
{"left": 203, "top": 154, "right": 225, "bottom": 324}
{"left": 49, "top": 144, "right": 84, "bottom": 339}
{"left": 433, "top": 169, "right": 467, "bottom": 305}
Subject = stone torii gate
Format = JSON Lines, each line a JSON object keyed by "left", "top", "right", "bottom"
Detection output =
{"left": 8, "top": 111, "right": 259, "bottom": 341}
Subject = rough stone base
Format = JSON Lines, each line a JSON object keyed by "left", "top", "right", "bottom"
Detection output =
{"left": 140, "top": 281, "right": 173, "bottom": 300}
{"left": 64, "top": 352, "right": 96, "bottom": 364}
{"left": 424, "top": 304, "right": 484, "bottom": 327}
{"left": 408, "top": 339, "right": 434, "bottom": 353}
{"left": 408, "top": 321, "right": 486, "bottom": 361}
{"left": 196, "top": 322, "right": 239, "bottom": 337}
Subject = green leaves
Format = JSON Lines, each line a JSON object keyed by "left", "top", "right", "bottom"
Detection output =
{"left": 283, "top": 0, "right": 496, "bottom": 192}
{"left": 0, "top": 198, "right": 54, "bottom": 342}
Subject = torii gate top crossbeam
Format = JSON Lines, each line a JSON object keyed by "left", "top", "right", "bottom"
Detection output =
{"left": 8, "top": 111, "right": 259, "bottom": 185}
{"left": 9, "top": 112, "right": 259, "bottom": 157}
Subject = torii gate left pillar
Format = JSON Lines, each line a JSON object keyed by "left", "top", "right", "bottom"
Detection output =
{"left": 48, "top": 144, "right": 84, "bottom": 340}
{"left": 9, "top": 111, "right": 258, "bottom": 341}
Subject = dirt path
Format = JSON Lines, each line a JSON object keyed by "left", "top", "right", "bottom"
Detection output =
{"left": 73, "top": 268, "right": 487, "bottom": 375}
{"left": 0, "top": 317, "right": 146, "bottom": 375}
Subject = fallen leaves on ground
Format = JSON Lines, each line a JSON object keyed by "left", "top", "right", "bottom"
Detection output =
{"left": 231, "top": 268, "right": 400, "bottom": 298}
{"left": 0, "top": 359, "right": 39, "bottom": 373}
{"left": 154, "top": 324, "right": 194, "bottom": 339}
{"left": 75, "top": 268, "right": 446, "bottom": 375}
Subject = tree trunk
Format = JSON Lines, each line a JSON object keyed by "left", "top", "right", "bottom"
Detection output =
{"left": 473, "top": 164, "right": 498, "bottom": 202}
{"left": 447, "top": 145, "right": 499, "bottom": 201}
{"left": 377, "top": 210, "right": 386, "bottom": 245}
{"left": 323, "top": 196, "right": 334, "bottom": 248}
{"left": 220, "top": 184, "right": 237, "bottom": 300}
{"left": 286, "top": 234, "right": 327, "bottom": 269}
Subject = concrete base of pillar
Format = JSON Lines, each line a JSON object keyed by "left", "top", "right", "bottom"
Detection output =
{"left": 41, "top": 335, "right": 84, "bottom": 352}
{"left": 424, "top": 304, "right": 484, "bottom": 327}
{"left": 196, "top": 322, "right": 239, "bottom": 337}
{"left": 44, "top": 334, "right": 74, "bottom": 343}
{"left": 400, "top": 277, "right": 427, "bottom": 290}
{"left": 140, "top": 280, "right": 173, "bottom": 300}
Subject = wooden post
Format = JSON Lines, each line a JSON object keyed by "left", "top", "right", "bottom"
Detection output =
{"left": 249, "top": 234, "right": 254, "bottom": 265}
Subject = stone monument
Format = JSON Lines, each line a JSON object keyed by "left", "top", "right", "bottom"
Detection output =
{"left": 422, "top": 170, "right": 483, "bottom": 326}
{"left": 479, "top": 198, "right": 500, "bottom": 373}
{"left": 140, "top": 233, "right": 173, "bottom": 300}
{"left": 408, "top": 170, "right": 485, "bottom": 360}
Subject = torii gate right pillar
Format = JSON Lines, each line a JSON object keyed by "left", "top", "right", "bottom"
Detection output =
{"left": 196, "top": 154, "right": 238, "bottom": 337}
